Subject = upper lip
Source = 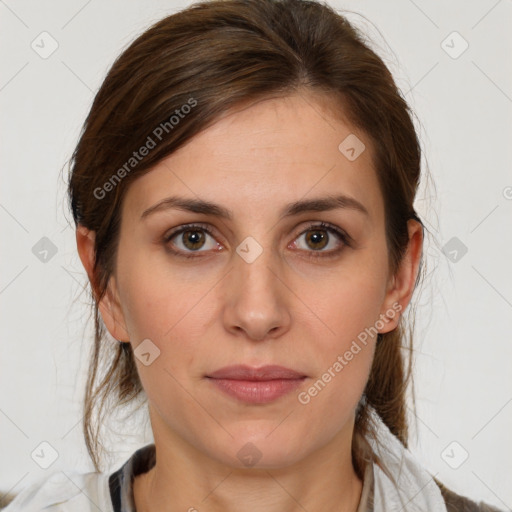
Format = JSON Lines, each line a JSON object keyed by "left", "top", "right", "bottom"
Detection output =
{"left": 207, "top": 365, "right": 306, "bottom": 381}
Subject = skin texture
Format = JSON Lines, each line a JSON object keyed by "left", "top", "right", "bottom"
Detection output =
{"left": 77, "top": 92, "right": 423, "bottom": 512}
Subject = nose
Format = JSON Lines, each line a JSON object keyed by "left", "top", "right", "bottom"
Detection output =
{"left": 221, "top": 245, "right": 292, "bottom": 342}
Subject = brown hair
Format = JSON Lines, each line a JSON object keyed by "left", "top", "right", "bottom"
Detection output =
{"left": 68, "top": 0, "right": 425, "bottom": 475}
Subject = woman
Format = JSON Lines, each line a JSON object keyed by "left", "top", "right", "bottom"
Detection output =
{"left": 3, "top": 0, "right": 503, "bottom": 510}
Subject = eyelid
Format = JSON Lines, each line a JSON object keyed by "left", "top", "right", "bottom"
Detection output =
{"left": 163, "top": 222, "right": 216, "bottom": 242}
{"left": 295, "top": 219, "right": 351, "bottom": 241}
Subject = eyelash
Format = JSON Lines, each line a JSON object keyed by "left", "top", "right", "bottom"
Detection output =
{"left": 163, "top": 222, "right": 351, "bottom": 260}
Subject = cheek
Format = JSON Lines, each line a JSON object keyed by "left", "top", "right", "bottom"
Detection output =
{"left": 291, "top": 261, "right": 385, "bottom": 407}
{"left": 116, "top": 244, "right": 214, "bottom": 339}
{"left": 295, "top": 345, "right": 374, "bottom": 450}
{"left": 296, "top": 266, "right": 387, "bottom": 349}
{"left": 115, "top": 252, "right": 224, "bottom": 390}
{"left": 307, "top": 284, "right": 379, "bottom": 392}
{"left": 295, "top": 278, "right": 380, "bottom": 427}
{"left": 117, "top": 272, "right": 210, "bottom": 411}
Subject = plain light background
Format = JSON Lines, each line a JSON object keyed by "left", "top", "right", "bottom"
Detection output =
{"left": 1, "top": 0, "right": 511, "bottom": 509}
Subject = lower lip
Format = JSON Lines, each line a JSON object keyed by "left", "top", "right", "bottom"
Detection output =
{"left": 208, "top": 378, "right": 305, "bottom": 404}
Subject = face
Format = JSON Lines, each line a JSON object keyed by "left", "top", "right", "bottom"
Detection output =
{"left": 101, "top": 92, "right": 406, "bottom": 469}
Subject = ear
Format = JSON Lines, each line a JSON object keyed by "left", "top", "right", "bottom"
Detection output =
{"left": 378, "top": 219, "right": 423, "bottom": 334}
{"left": 76, "top": 225, "right": 130, "bottom": 342}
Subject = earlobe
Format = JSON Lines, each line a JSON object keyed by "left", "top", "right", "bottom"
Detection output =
{"left": 76, "top": 225, "right": 130, "bottom": 342}
{"left": 378, "top": 219, "right": 424, "bottom": 334}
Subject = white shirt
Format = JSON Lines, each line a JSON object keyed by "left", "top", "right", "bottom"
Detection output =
{"left": 3, "top": 471, "right": 114, "bottom": 512}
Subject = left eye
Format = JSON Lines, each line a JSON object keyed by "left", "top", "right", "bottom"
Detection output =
{"left": 292, "top": 225, "right": 346, "bottom": 252}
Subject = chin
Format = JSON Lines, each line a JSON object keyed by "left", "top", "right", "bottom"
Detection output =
{"left": 205, "top": 428, "right": 316, "bottom": 470}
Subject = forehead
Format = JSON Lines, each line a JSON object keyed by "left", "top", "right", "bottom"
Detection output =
{"left": 123, "top": 93, "right": 384, "bottom": 221}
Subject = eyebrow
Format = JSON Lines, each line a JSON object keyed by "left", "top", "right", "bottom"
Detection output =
{"left": 140, "top": 194, "right": 369, "bottom": 220}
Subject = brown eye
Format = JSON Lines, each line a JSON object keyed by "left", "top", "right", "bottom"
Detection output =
{"left": 291, "top": 223, "right": 349, "bottom": 257}
{"left": 181, "top": 229, "right": 206, "bottom": 250}
{"left": 304, "top": 229, "right": 329, "bottom": 250}
{"left": 165, "top": 225, "right": 220, "bottom": 255}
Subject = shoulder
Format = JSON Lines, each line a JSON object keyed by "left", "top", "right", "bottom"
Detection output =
{"left": 436, "top": 480, "right": 505, "bottom": 512}
{"left": 2, "top": 470, "right": 113, "bottom": 512}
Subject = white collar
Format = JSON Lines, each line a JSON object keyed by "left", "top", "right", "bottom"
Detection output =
{"left": 367, "top": 406, "right": 447, "bottom": 512}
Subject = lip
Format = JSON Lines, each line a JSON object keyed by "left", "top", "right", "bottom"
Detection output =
{"left": 207, "top": 365, "right": 305, "bottom": 380}
{"left": 206, "top": 365, "right": 307, "bottom": 404}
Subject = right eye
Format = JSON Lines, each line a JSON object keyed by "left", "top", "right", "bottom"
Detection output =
{"left": 164, "top": 224, "right": 222, "bottom": 257}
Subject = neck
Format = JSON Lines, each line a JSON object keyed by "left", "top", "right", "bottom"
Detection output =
{"left": 134, "top": 426, "right": 364, "bottom": 512}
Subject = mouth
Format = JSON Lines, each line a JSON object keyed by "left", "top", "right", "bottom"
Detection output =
{"left": 206, "top": 365, "right": 307, "bottom": 404}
